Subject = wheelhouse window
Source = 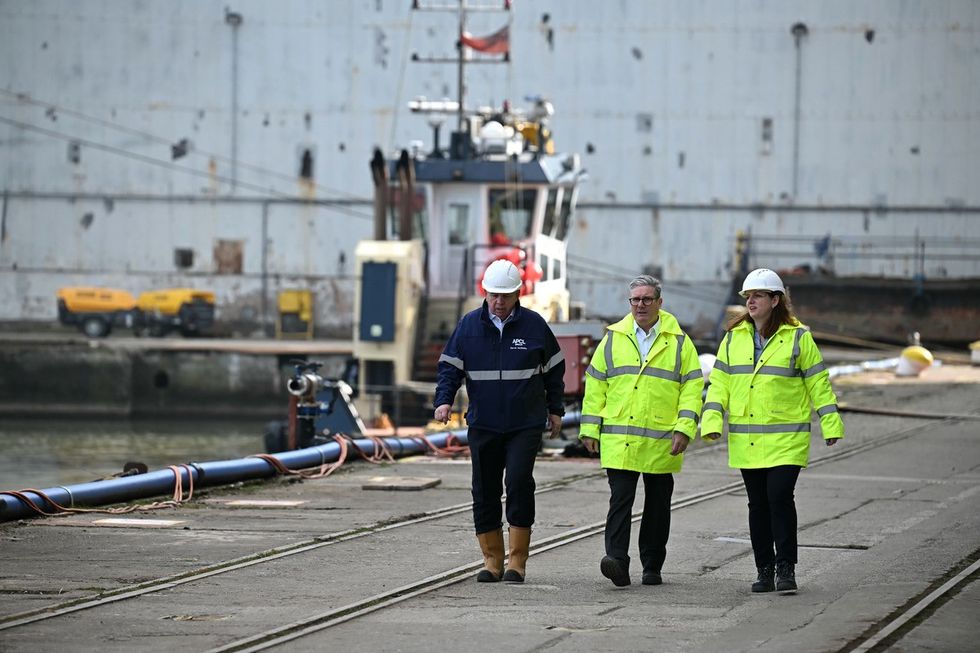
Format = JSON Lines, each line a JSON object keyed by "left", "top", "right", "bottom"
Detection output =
{"left": 448, "top": 203, "right": 469, "bottom": 245}
{"left": 389, "top": 189, "right": 427, "bottom": 239}
{"left": 556, "top": 186, "right": 575, "bottom": 241}
{"left": 542, "top": 188, "right": 561, "bottom": 237}
{"left": 488, "top": 188, "right": 537, "bottom": 244}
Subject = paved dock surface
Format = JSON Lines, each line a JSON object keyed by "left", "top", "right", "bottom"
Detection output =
{"left": 1, "top": 370, "right": 978, "bottom": 652}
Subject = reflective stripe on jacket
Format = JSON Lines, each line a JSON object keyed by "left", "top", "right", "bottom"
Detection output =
{"left": 578, "top": 310, "right": 703, "bottom": 474}
{"left": 701, "top": 320, "right": 845, "bottom": 469}
{"left": 435, "top": 301, "right": 565, "bottom": 433}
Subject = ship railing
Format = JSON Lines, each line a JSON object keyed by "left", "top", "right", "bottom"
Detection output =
{"left": 744, "top": 233, "right": 980, "bottom": 279}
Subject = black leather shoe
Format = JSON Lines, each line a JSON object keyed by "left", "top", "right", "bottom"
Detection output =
{"left": 775, "top": 561, "right": 797, "bottom": 593}
{"left": 600, "top": 556, "right": 631, "bottom": 587}
{"left": 476, "top": 569, "right": 500, "bottom": 583}
{"left": 641, "top": 572, "right": 662, "bottom": 586}
{"left": 501, "top": 569, "right": 524, "bottom": 583}
{"left": 752, "top": 564, "right": 775, "bottom": 593}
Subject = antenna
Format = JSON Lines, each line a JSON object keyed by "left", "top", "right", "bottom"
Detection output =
{"left": 411, "top": 0, "right": 512, "bottom": 138}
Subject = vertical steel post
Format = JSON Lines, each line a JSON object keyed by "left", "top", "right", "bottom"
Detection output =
{"left": 226, "top": 10, "right": 243, "bottom": 192}
{"left": 791, "top": 22, "right": 808, "bottom": 200}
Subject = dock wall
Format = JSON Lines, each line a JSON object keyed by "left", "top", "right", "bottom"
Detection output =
{"left": 0, "top": 340, "right": 349, "bottom": 419}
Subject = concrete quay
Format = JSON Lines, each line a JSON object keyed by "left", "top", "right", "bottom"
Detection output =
{"left": 0, "top": 333, "right": 352, "bottom": 419}
{"left": 1, "top": 371, "right": 978, "bottom": 652}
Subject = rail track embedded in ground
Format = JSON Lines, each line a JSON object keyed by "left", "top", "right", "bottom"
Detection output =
{"left": 2, "top": 412, "right": 975, "bottom": 653}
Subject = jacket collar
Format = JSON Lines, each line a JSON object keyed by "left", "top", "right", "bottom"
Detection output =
{"left": 732, "top": 318, "right": 800, "bottom": 335}
{"left": 480, "top": 299, "right": 523, "bottom": 325}
{"left": 608, "top": 309, "right": 683, "bottom": 337}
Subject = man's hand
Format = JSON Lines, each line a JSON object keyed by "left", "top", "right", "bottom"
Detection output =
{"left": 548, "top": 414, "right": 563, "bottom": 438}
{"left": 581, "top": 437, "right": 600, "bottom": 454}
{"left": 434, "top": 404, "right": 451, "bottom": 424}
{"left": 670, "top": 432, "right": 691, "bottom": 456}
{"left": 826, "top": 437, "right": 840, "bottom": 447}
{"left": 702, "top": 432, "right": 721, "bottom": 441}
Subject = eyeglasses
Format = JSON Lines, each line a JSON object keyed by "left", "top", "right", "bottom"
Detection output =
{"left": 628, "top": 296, "right": 659, "bottom": 306}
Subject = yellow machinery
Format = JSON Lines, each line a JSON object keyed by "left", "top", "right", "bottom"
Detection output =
{"left": 56, "top": 287, "right": 139, "bottom": 337}
{"left": 58, "top": 286, "right": 215, "bottom": 338}
{"left": 276, "top": 289, "right": 314, "bottom": 339}
{"left": 135, "top": 288, "right": 216, "bottom": 337}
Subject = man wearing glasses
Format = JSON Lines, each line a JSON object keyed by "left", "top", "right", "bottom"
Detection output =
{"left": 434, "top": 259, "right": 565, "bottom": 584}
{"left": 579, "top": 275, "right": 703, "bottom": 587}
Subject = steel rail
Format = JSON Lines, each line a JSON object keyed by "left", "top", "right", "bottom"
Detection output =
{"left": 0, "top": 469, "right": 600, "bottom": 630}
{"left": 206, "top": 418, "right": 943, "bottom": 653}
{"left": 847, "top": 556, "right": 980, "bottom": 653}
{"left": 1, "top": 414, "right": 963, "bottom": 644}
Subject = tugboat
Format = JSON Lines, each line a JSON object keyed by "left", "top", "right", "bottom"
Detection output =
{"left": 352, "top": 0, "right": 591, "bottom": 426}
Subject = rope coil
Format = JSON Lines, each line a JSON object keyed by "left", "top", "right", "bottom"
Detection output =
{"left": 0, "top": 464, "right": 196, "bottom": 519}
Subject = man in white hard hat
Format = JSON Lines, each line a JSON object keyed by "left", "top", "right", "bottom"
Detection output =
{"left": 434, "top": 258, "right": 565, "bottom": 585}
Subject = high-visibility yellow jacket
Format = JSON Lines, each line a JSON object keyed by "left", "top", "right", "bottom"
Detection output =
{"left": 701, "top": 319, "right": 844, "bottom": 469}
{"left": 578, "top": 311, "right": 703, "bottom": 474}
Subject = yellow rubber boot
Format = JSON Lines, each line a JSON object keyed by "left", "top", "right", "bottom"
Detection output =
{"left": 476, "top": 529, "right": 504, "bottom": 582}
{"left": 502, "top": 526, "right": 531, "bottom": 583}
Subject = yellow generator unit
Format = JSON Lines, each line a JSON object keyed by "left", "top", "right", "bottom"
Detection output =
{"left": 136, "top": 288, "right": 216, "bottom": 337}
{"left": 56, "top": 287, "right": 139, "bottom": 338}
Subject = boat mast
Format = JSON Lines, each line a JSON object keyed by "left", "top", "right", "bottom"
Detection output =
{"left": 411, "top": 1, "right": 511, "bottom": 154}
{"left": 456, "top": 0, "right": 465, "bottom": 133}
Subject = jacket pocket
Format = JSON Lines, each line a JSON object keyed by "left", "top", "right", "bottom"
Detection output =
{"left": 768, "top": 398, "right": 805, "bottom": 420}
{"left": 601, "top": 379, "right": 632, "bottom": 419}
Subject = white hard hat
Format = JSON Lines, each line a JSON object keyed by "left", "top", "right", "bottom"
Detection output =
{"left": 739, "top": 268, "right": 786, "bottom": 297}
{"left": 481, "top": 259, "right": 523, "bottom": 294}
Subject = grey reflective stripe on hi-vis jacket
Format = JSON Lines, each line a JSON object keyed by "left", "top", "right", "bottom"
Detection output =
{"left": 715, "top": 326, "right": 824, "bottom": 378}
{"left": 702, "top": 401, "right": 723, "bottom": 413}
{"left": 600, "top": 424, "right": 673, "bottom": 439}
{"left": 728, "top": 422, "right": 811, "bottom": 434}
{"left": 598, "top": 330, "right": 693, "bottom": 383}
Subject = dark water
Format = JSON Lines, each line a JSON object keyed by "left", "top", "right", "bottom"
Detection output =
{"left": 0, "top": 418, "right": 266, "bottom": 492}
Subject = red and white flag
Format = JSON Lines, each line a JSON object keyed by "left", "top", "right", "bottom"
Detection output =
{"left": 461, "top": 24, "right": 510, "bottom": 54}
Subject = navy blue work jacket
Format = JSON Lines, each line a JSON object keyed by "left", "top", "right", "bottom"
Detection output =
{"left": 435, "top": 301, "right": 566, "bottom": 433}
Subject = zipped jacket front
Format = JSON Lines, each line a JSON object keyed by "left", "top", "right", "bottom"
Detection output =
{"left": 435, "top": 302, "right": 565, "bottom": 433}
{"left": 578, "top": 311, "right": 703, "bottom": 474}
{"left": 701, "top": 320, "right": 845, "bottom": 468}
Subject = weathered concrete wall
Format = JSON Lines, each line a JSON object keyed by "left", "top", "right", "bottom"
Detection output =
{"left": 0, "top": 344, "right": 134, "bottom": 415}
{"left": 2, "top": 1, "right": 979, "bottom": 337}
{"left": 0, "top": 342, "right": 349, "bottom": 418}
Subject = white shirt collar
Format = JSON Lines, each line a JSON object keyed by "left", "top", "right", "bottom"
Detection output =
{"left": 490, "top": 311, "right": 513, "bottom": 334}
{"left": 634, "top": 317, "right": 660, "bottom": 360}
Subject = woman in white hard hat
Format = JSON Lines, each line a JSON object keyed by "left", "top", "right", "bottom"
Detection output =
{"left": 434, "top": 259, "right": 566, "bottom": 584}
{"left": 701, "top": 268, "right": 844, "bottom": 594}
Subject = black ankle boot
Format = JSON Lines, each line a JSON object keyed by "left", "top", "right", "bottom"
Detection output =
{"left": 751, "top": 564, "right": 775, "bottom": 593}
{"left": 775, "top": 561, "right": 797, "bottom": 592}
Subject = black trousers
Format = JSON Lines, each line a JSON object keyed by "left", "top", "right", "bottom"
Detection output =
{"left": 467, "top": 426, "right": 542, "bottom": 534}
{"left": 740, "top": 465, "right": 802, "bottom": 567}
{"left": 604, "top": 468, "right": 674, "bottom": 573}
